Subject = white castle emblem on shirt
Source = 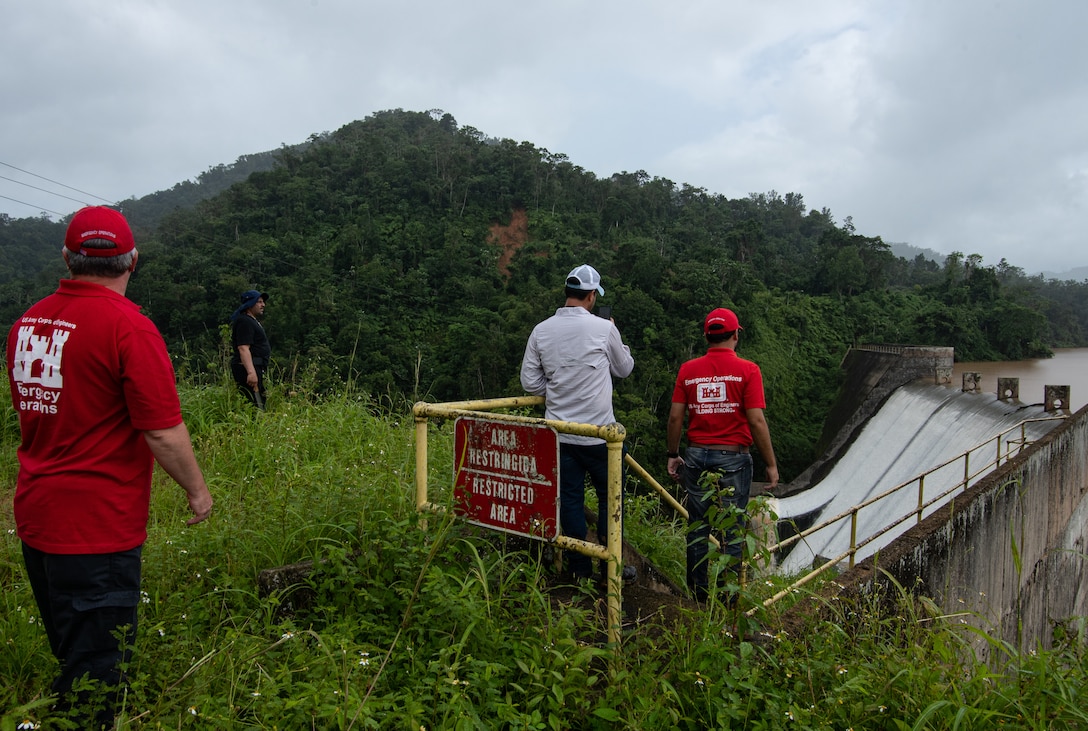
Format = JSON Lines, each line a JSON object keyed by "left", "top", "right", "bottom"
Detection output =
{"left": 11, "top": 324, "right": 69, "bottom": 388}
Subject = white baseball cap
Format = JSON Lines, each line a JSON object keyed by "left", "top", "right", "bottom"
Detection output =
{"left": 565, "top": 264, "right": 605, "bottom": 296}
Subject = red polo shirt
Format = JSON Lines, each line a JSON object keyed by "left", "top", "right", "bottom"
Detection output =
{"left": 7, "top": 280, "right": 183, "bottom": 554}
{"left": 671, "top": 348, "right": 766, "bottom": 446}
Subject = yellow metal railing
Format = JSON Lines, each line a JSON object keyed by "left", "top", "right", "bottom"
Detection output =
{"left": 748, "top": 415, "right": 1067, "bottom": 614}
{"left": 412, "top": 396, "right": 628, "bottom": 649}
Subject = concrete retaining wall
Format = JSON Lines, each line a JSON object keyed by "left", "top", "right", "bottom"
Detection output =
{"left": 838, "top": 403, "right": 1088, "bottom": 663}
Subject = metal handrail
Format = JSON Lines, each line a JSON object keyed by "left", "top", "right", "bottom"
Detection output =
{"left": 749, "top": 415, "right": 1066, "bottom": 614}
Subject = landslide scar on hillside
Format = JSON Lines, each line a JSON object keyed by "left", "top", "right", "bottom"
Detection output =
{"left": 489, "top": 209, "right": 529, "bottom": 279}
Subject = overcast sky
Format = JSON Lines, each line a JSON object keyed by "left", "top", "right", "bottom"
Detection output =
{"left": 3, "top": 0, "right": 1085, "bottom": 274}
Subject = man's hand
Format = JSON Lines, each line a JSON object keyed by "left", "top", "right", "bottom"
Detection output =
{"left": 667, "top": 456, "right": 685, "bottom": 482}
{"left": 764, "top": 464, "right": 780, "bottom": 491}
{"left": 186, "top": 490, "right": 213, "bottom": 525}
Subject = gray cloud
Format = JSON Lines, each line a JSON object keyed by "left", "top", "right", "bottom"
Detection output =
{"left": 3, "top": 0, "right": 1084, "bottom": 273}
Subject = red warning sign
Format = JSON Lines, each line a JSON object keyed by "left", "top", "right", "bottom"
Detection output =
{"left": 453, "top": 417, "right": 560, "bottom": 539}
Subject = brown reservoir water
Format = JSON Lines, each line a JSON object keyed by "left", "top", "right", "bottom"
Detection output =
{"left": 952, "top": 347, "right": 1088, "bottom": 413}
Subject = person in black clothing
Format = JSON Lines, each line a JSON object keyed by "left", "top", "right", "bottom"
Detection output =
{"left": 230, "top": 290, "right": 270, "bottom": 408}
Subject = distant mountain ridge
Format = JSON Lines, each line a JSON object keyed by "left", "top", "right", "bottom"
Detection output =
{"left": 1040, "top": 265, "right": 1088, "bottom": 282}
{"left": 890, "top": 242, "right": 1087, "bottom": 282}
{"left": 888, "top": 242, "right": 944, "bottom": 266}
{"left": 117, "top": 141, "right": 313, "bottom": 230}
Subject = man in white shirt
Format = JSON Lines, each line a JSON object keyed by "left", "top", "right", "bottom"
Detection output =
{"left": 520, "top": 264, "right": 635, "bottom": 581}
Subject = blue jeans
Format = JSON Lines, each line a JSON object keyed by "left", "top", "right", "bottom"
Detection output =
{"left": 559, "top": 442, "right": 623, "bottom": 578}
{"left": 682, "top": 448, "right": 753, "bottom": 600}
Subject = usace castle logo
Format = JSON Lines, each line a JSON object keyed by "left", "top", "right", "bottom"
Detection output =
{"left": 10, "top": 318, "right": 73, "bottom": 415}
{"left": 697, "top": 382, "right": 728, "bottom": 403}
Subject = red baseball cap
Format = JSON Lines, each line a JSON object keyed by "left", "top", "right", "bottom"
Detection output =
{"left": 704, "top": 307, "right": 742, "bottom": 335}
{"left": 64, "top": 206, "right": 135, "bottom": 257}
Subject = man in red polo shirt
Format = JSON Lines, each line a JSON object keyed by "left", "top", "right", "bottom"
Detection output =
{"left": 666, "top": 307, "right": 778, "bottom": 603}
{"left": 7, "top": 206, "right": 213, "bottom": 726}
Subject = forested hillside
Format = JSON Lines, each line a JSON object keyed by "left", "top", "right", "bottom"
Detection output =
{"left": 2, "top": 108, "right": 1087, "bottom": 479}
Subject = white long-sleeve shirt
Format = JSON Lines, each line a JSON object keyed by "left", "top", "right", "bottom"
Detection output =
{"left": 520, "top": 306, "right": 634, "bottom": 444}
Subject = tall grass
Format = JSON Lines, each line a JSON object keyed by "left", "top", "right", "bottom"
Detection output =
{"left": 1, "top": 382, "right": 1086, "bottom": 729}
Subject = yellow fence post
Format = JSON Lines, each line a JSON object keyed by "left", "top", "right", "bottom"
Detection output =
{"left": 849, "top": 510, "right": 858, "bottom": 569}
{"left": 415, "top": 414, "right": 429, "bottom": 513}
{"left": 603, "top": 425, "right": 625, "bottom": 650}
{"left": 916, "top": 474, "right": 925, "bottom": 525}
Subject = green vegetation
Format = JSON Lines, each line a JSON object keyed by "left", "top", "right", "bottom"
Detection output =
{"left": 3, "top": 383, "right": 1087, "bottom": 729}
{"left": 4, "top": 109, "right": 1088, "bottom": 481}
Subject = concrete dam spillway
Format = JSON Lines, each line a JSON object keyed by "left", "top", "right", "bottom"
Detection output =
{"left": 771, "top": 381, "right": 1062, "bottom": 574}
{"left": 767, "top": 345, "right": 1070, "bottom": 577}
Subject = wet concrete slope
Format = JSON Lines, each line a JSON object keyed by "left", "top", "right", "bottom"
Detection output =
{"left": 773, "top": 382, "right": 1063, "bottom": 574}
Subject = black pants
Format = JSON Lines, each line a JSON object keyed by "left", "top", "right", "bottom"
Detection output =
{"left": 558, "top": 442, "right": 628, "bottom": 578}
{"left": 22, "top": 543, "right": 142, "bottom": 721}
{"left": 232, "top": 363, "right": 266, "bottom": 409}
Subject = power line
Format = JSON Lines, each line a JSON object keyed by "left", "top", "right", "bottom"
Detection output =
{"left": 0, "top": 174, "right": 90, "bottom": 208}
{"left": 0, "top": 193, "right": 68, "bottom": 217}
{"left": 0, "top": 160, "right": 116, "bottom": 207}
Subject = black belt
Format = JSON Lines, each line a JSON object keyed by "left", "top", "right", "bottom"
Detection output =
{"left": 690, "top": 443, "right": 749, "bottom": 453}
